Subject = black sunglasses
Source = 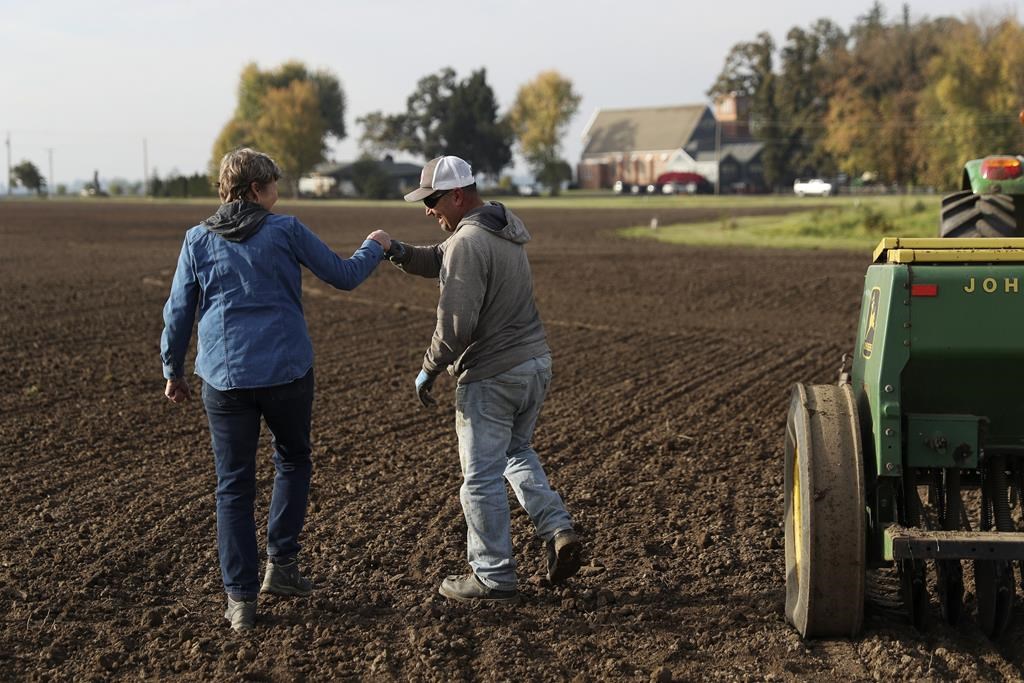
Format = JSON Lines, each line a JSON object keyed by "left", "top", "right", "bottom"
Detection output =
{"left": 423, "top": 189, "right": 451, "bottom": 209}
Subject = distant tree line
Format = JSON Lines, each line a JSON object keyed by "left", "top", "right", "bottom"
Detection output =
{"left": 7, "top": 161, "right": 214, "bottom": 199}
{"left": 86, "top": 171, "right": 215, "bottom": 197}
{"left": 708, "top": 2, "right": 1024, "bottom": 190}
{"left": 147, "top": 171, "right": 215, "bottom": 198}
{"left": 209, "top": 61, "right": 581, "bottom": 197}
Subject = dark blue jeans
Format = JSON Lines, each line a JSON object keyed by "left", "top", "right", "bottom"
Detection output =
{"left": 201, "top": 369, "right": 314, "bottom": 600}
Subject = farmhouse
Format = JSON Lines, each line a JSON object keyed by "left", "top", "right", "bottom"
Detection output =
{"left": 577, "top": 95, "right": 765, "bottom": 192}
{"left": 299, "top": 155, "right": 421, "bottom": 198}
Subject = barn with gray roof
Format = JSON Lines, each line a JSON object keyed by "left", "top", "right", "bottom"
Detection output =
{"left": 577, "top": 96, "right": 765, "bottom": 192}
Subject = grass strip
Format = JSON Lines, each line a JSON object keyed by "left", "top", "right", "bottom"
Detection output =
{"left": 620, "top": 196, "right": 942, "bottom": 250}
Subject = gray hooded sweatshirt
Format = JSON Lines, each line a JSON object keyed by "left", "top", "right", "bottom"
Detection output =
{"left": 395, "top": 202, "right": 549, "bottom": 383}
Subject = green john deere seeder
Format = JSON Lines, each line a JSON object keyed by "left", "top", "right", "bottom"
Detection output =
{"left": 785, "top": 237, "right": 1024, "bottom": 638}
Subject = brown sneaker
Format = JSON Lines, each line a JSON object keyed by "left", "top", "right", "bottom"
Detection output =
{"left": 546, "top": 529, "right": 582, "bottom": 584}
{"left": 438, "top": 574, "right": 519, "bottom": 604}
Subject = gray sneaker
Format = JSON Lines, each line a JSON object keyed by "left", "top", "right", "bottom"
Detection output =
{"left": 546, "top": 529, "right": 582, "bottom": 584}
{"left": 438, "top": 574, "right": 519, "bottom": 604}
{"left": 260, "top": 560, "right": 313, "bottom": 597}
{"left": 224, "top": 597, "right": 256, "bottom": 632}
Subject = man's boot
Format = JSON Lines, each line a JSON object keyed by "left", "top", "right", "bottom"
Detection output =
{"left": 546, "top": 529, "right": 582, "bottom": 583}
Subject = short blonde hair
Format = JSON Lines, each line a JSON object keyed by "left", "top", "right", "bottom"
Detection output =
{"left": 217, "top": 148, "right": 282, "bottom": 202}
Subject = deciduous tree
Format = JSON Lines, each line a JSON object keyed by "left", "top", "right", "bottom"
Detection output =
{"left": 507, "top": 70, "right": 581, "bottom": 195}
{"left": 707, "top": 32, "right": 775, "bottom": 101}
{"left": 210, "top": 118, "right": 256, "bottom": 179}
{"left": 358, "top": 67, "right": 512, "bottom": 178}
{"left": 774, "top": 21, "right": 845, "bottom": 183}
{"left": 255, "top": 80, "right": 327, "bottom": 197}
{"left": 349, "top": 156, "right": 395, "bottom": 199}
{"left": 822, "top": 5, "right": 948, "bottom": 186}
{"left": 235, "top": 62, "right": 345, "bottom": 138}
{"left": 915, "top": 17, "right": 1024, "bottom": 188}
{"left": 12, "top": 160, "right": 45, "bottom": 196}
{"left": 710, "top": 3, "right": 990, "bottom": 190}
{"left": 211, "top": 61, "right": 345, "bottom": 191}
{"left": 708, "top": 33, "right": 789, "bottom": 188}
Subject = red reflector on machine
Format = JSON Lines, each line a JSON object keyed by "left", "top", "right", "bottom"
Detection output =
{"left": 911, "top": 284, "right": 938, "bottom": 297}
{"left": 981, "top": 156, "right": 1023, "bottom": 180}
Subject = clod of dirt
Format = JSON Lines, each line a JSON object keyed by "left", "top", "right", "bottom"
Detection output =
{"left": 651, "top": 666, "right": 673, "bottom": 683}
{"left": 141, "top": 609, "right": 164, "bottom": 628}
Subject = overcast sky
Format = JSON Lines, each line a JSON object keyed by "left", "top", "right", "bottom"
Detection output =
{"left": 1, "top": 0, "right": 1019, "bottom": 187}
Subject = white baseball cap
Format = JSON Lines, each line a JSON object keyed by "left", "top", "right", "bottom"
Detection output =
{"left": 404, "top": 155, "right": 475, "bottom": 202}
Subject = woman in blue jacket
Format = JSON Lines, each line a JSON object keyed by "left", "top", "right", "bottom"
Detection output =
{"left": 160, "top": 148, "right": 390, "bottom": 632}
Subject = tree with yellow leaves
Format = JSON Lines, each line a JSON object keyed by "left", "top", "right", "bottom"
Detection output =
{"left": 255, "top": 81, "right": 327, "bottom": 197}
{"left": 210, "top": 61, "right": 344, "bottom": 196}
{"left": 915, "top": 18, "right": 1024, "bottom": 188}
{"left": 508, "top": 71, "right": 581, "bottom": 195}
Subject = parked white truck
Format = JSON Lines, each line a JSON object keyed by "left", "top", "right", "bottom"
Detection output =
{"left": 793, "top": 178, "right": 833, "bottom": 197}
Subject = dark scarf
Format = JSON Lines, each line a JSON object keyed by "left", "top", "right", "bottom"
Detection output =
{"left": 201, "top": 201, "right": 271, "bottom": 242}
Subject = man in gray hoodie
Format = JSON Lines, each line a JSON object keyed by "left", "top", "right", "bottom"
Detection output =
{"left": 389, "top": 155, "right": 581, "bottom": 603}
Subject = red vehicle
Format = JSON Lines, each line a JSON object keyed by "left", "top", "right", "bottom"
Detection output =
{"left": 656, "top": 172, "right": 711, "bottom": 195}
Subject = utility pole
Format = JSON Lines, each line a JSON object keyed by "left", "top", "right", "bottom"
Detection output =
{"left": 142, "top": 138, "right": 149, "bottom": 197}
{"left": 714, "top": 118, "right": 721, "bottom": 196}
{"left": 5, "top": 131, "right": 11, "bottom": 196}
{"left": 46, "top": 148, "right": 53, "bottom": 199}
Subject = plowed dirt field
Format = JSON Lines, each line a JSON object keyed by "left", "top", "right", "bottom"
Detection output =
{"left": 1, "top": 200, "right": 1022, "bottom": 681}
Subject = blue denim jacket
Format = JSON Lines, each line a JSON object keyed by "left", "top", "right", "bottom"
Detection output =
{"left": 161, "top": 213, "right": 383, "bottom": 390}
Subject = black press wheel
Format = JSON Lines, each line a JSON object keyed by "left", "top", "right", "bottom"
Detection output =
{"left": 936, "top": 559, "right": 963, "bottom": 626}
{"left": 973, "top": 560, "right": 1015, "bottom": 637}
{"left": 784, "top": 383, "right": 866, "bottom": 638}
{"left": 899, "top": 472, "right": 930, "bottom": 630}
{"left": 899, "top": 560, "right": 929, "bottom": 630}
{"left": 939, "top": 191, "right": 1019, "bottom": 238}
{"left": 935, "top": 468, "right": 964, "bottom": 626}
{"left": 973, "top": 455, "right": 1016, "bottom": 637}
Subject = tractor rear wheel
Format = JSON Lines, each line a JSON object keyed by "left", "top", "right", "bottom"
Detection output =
{"left": 939, "top": 191, "right": 1019, "bottom": 238}
{"left": 784, "top": 383, "right": 866, "bottom": 638}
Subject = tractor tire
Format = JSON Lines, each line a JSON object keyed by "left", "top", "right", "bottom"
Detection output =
{"left": 939, "top": 191, "right": 1019, "bottom": 238}
{"left": 784, "top": 383, "right": 866, "bottom": 638}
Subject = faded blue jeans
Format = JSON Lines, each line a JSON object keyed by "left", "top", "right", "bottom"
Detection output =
{"left": 454, "top": 354, "right": 573, "bottom": 590}
{"left": 201, "top": 369, "right": 314, "bottom": 601}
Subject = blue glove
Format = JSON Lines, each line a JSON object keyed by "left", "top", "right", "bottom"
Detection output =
{"left": 415, "top": 369, "right": 437, "bottom": 407}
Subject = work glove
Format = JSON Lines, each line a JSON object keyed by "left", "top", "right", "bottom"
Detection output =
{"left": 415, "top": 369, "right": 437, "bottom": 407}
{"left": 386, "top": 240, "right": 409, "bottom": 265}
